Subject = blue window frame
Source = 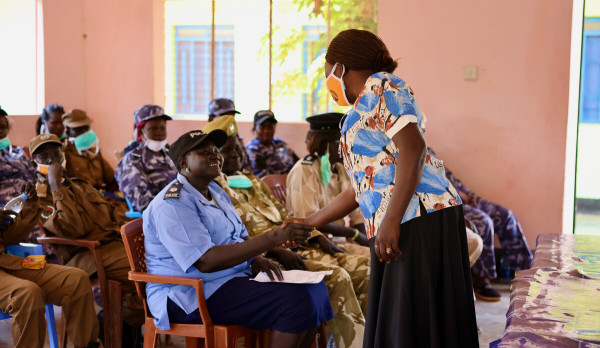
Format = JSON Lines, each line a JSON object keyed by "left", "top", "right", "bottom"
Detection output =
{"left": 580, "top": 19, "right": 600, "bottom": 124}
{"left": 302, "top": 25, "right": 326, "bottom": 119}
{"left": 174, "top": 26, "right": 234, "bottom": 115}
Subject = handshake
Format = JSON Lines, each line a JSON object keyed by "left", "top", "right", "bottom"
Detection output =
{"left": 270, "top": 217, "right": 316, "bottom": 249}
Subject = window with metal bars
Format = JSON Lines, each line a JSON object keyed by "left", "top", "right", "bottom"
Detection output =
{"left": 175, "top": 25, "right": 234, "bottom": 115}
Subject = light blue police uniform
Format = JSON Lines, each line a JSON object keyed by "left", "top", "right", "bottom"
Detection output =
{"left": 143, "top": 173, "right": 252, "bottom": 330}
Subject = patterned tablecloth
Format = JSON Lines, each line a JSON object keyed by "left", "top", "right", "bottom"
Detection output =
{"left": 492, "top": 233, "right": 600, "bottom": 347}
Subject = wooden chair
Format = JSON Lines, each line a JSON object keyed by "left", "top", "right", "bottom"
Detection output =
{"left": 261, "top": 174, "right": 288, "bottom": 206}
{"left": 37, "top": 235, "right": 124, "bottom": 348}
{"left": 120, "top": 218, "right": 256, "bottom": 348}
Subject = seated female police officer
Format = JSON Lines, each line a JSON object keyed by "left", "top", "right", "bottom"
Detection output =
{"left": 143, "top": 129, "right": 334, "bottom": 348}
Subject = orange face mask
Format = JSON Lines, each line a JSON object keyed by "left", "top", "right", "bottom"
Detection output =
{"left": 36, "top": 160, "right": 66, "bottom": 176}
{"left": 326, "top": 63, "right": 351, "bottom": 107}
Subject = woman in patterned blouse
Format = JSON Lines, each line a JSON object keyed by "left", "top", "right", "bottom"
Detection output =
{"left": 301, "top": 30, "right": 479, "bottom": 347}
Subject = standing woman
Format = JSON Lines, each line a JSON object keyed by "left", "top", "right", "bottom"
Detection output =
{"left": 304, "top": 29, "right": 479, "bottom": 347}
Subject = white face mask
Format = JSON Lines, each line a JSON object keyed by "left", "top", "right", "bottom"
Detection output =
{"left": 145, "top": 139, "right": 167, "bottom": 152}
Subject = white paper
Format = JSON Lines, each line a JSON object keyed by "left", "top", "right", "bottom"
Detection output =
{"left": 252, "top": 270, "right": 333, "bottom": 284}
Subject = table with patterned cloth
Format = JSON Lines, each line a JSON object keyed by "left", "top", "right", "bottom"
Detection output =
{"left": 491, "top": 233, "right": 600, "bottom": 347}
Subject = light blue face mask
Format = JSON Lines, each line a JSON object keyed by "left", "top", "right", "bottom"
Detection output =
{"left": 73, "top": 129, "right": 98, "bottom": 151}
{"left": 320, "top": 153, "right": 331, "bottom": 186}
{"left": 0, "top": 136, "right": 10, "bottom": 151}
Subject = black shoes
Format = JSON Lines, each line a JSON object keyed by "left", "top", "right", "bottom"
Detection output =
{"left": 473, "top": 277, "right": 501, "bottom": 302}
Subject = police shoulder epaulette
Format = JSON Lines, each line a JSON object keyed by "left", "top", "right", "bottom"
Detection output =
{"left": 301, "top": 154, "right": 316, "bottom": 165}
{"left": 164, "top": 182, "right": 183, "bottom": 200}
{"left": 129, "top": 146, "right": 144, "bottom": 159}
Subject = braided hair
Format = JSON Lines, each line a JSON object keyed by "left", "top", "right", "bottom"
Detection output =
{"left": 37, "top": 103, "right": 65, "bottom": 135}
{"left": 325, "top": 29, "right": 397, "bottom": 73}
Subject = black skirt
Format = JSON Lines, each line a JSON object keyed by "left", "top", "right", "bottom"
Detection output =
{"left": 364, "top": 205, "right": 479, "bottom": 348}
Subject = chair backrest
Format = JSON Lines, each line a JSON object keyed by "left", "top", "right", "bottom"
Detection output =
{"left": 121, "top": 218, "right": 146, "bottom": 273}
{"left": 120, "top": 218, "right": 149, "bottom": 309}
{"left": 261, "top": 174, "right": 288, "bottom": 206}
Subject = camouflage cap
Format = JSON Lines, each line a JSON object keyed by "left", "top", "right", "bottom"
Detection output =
{"left": 62, "top": 109, "right": 93, "bottom": 128}
{"left": 208, "top": 98, "right": 240, "bottom": 116}
{"left": 29, "top": 134, "right": 62, "bottom": 155}
{"left": 169, "top": 129, "right": 228, "bottom": 168}
{"left": 202, "top": 115, "right": 238, "bottom": 137}
{"left": 253, "top": 110, "right": 277, "bottom": 126}
{"left": 134, "top": 104, "right": 172, "bottom": 126}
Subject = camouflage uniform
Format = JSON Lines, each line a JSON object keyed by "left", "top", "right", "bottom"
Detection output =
{"left": 0, "top": 145, "right": 49, "bottom": 256}
{"left": 215, "top": 171, "right": 369, "bottom": 348}
{"left": 63, "top": 141, "right": 129, "bottom": 220}
{"left": 244, "top": 138, "right": 299, "bottom": 178}
{"left": 286, "top": 156, "right": 370, "bottom": 256}
{"left": 0, "top": 145, "right": 36, "bottom": 206}
{"left": 63, "top": 141, "right": 115, "bottom": 189}
{"left": 0, "top": 198, "right": 98, "bottom": 348}
{"left": 114, "top": 143, "right": 177, "bottom": 212}
{"left": 428, "top": 148, "right": 533, "bottom": 278}
{"left": 37, "top": 178, "right": 145, "bottom": 327}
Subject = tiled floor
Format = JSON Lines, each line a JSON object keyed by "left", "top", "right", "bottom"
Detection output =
{"left": 475, "top": 282, "right": 511, "bottom": 348}
{"left": 0, "top": 283, "right": 510, "bottom": 348}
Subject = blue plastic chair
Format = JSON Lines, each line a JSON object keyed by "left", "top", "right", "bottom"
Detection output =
{"left": 0, "top": 243, "right": 59, "bottom": 348}
{"left": 125, "top": 197, "right": 143, "bottom": 219}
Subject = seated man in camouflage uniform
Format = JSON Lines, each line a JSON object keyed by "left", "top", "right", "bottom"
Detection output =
{"left": 61, "top": 109, "right": 129, "bottom": 220}
{"left": 0, "top": 183, "right": 99, "bottom": 348}
{"left": 205, "top": 116, "right": 369, "bottom": 348}
{"left": 29, "top": 134, "right": 145, "bottom": 344}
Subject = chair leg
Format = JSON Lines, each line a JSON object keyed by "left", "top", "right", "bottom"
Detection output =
{"left": 60, "top": 313, "right": 68, "bottom": 348}
{"left": 108, "top": 280, "right": 123, "bottom": 348}
{"left": 259, "top": 329, "right": 271, "bottom": 348}
{"left": 316, "top": 324, "right": 327, "bottom": 348}
{"left": 143, "top": 319, "right": 158, "bottom": 348}
{"left": 184, "top": 336, "right": 201, "bottom": 348}
{"left": 45, "top": 303, "right": 59, "bottom": 348}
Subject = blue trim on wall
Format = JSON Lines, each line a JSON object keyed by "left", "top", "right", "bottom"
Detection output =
{"left": 579, "top": 26, "right": 600, "bottom": 124}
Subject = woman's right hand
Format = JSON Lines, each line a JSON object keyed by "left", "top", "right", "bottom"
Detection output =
{"left": 270, "top": 221, "right": 313, "bottom": 248}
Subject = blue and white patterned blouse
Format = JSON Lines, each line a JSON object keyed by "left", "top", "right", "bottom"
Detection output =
{"left": 340, "top": 72, "right": 461, "bottom": 238}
